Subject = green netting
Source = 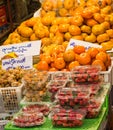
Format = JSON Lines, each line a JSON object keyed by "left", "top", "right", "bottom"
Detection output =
{"left": 4, "top": 107, "right": 107, "bottom": 130}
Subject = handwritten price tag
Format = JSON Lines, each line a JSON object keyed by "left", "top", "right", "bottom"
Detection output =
{"left": 0, "top": 40, "right": 41, "bottom": 59}
{"left": 66, "top": 39, "right": 102, "bottom": 51}
{"left": 2, "top": 56, "right": 33, "bottom": 70}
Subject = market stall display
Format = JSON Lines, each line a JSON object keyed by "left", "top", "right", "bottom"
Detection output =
{"left": 0, "top": 0, "right": 113, "bottom": 130}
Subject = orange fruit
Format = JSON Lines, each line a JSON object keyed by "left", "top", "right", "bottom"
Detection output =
{"left": 37, "top": 60, "right": 49, "bottom": 71}
{"left": 70, "top": 15, "right": 84, "bottom": 26}
{"left": 93, "top": 13, "right": 104, "bottom": 23}
{"left": 92, "top": 59, "right": 106, "bottom": 71}
{"left": 97, "top": 48, "right": 106, "bottom": 52}
{"left": 69, "top": 25, "right": 81, "bottom": 36}
{"left": 49, "top": 67, "right": 58, "bottom": 71}
{"left": 78, "top": 52, "right": 91, "bottom": 65}
{"left": 106, "top": 29, "right": 113, "bottom": 38}
{"left": 61, "top": 68, "right": 69, "bottom": 71}
{"left": 52, "top": 45, "right": 65, "bottom": 54}
{"left": 58, "top": 8, "right": 68, "bottom": 17}
{"left": 96, "top": 52, "right": 108, "bottom": 63}
{"left": 97, "top": 33, "right": 109, "bottom": 43}
{"left": 57, "top": 52, "right": 64, "bottom": 58}
{"left": 54, "top": 57, "right": 66, "bottom": 70}
{"left": 40, "top": 54, "right": 51, "bottom": 64}
{"left": 59, "top": 24, "right": 69, "bottom": 33}
{"left": 58, "top": 17, "right": 70, "bottom": 24}
{"left": 41, "top": 37, "right": 51, "bottom": 46}
{"left": 81, "top": 7, "right": 93, "bottom": 19}
{"left": 50, "top": 25, "right": 59, "bottom": 34}
{"left": 72, "top": 35, "right": 83, "bottom": 40}
{"left": 64, "top": 32, "right": 72, "bottom": 41}
{"left": 73, "top": 45, "right": 85, "bottom": 54}
{"left": 86, "top": 19, "right": 98, "bottom": 27}
{"left": 42, "top": 0, "right": 53, "bottom": 11}
{"left": 68, "top": 61, "right": 80, "bottom": 70}
{"left": 87, "top": 47, "right": 99, "bottom": 58}
{"left": 52, "top": 35, "right": 64, "bottom": 44}
{"left": 105, "top": 54, "right": 111, "bottom": 68}
{"left": 30, "top": 33, "right": 38, "bottom": 41}
{"left": 62, "top": 41, "right": 69, "bottom": 49}
{"left": 101, "top": 21, "right": 110, "bottom": 30}
{"left": 63, "top": 49, "right": 75, "bottom": 62}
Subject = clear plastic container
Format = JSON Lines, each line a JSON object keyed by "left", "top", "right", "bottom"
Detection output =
{"left": 50, "top": 108, "right": 86, "bottom": 127}
{"left": 56, "top": 88, "right": 90, "bottom": 107}
{"left": 47, "top": 80, "right": 67, "bottom": 93}
{"left": 13, "top": 112, "right": 45, "bottom": 127}
{"left": 71, "top": 65, "right": 101, "bottom": 83}
{"left": 22, "top": 69, "right": 48, "bottom": 91}
{"left": 80, "top": 97, "right": 104, "bottom": 118}
{"left": 65, "top": 81, "right": 102, "bottom": 96}
{"left": 23, "top": 88, "right": 47, "bottom": 102}
{"left": 51, "top": 71, "right": 70, "bottom": 81}
{"left": 21, "top": 102, "right": 50, "bottom": 116}
{"left": 46, "top": 80, "right": 67, "bottom": 102}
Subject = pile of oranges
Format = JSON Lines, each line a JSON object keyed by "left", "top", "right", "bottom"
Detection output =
{"left": 3, "top": 0, "right": 113, "bottom": 51}
{"left": 36, "top": 45, "right": 111, "bottom": 71}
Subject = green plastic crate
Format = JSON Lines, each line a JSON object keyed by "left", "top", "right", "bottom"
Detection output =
{"left": 4, "top": 107, "right": 107, "bottom": 130}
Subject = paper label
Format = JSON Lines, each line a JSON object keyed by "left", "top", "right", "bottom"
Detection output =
{"left": 0, "top": 40, "right": 41, "bottom": 59}
{"left": 66, "top": 39, "right": 102, "bottom": 51}
{"left": 2, "top": 56, "right": 33, "bottom": 70}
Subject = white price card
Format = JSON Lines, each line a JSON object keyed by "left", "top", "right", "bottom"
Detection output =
{"left": 0, "top": 40, "right": 41, "bottom": 59}
{"left": 2, "top": 56, "right": 33, "bottom": 70}
{"left": 66, "top": 39, "right": 102, "bottom": 51}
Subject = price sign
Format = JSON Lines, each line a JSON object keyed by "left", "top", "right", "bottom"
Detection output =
{"left": 66, "top": 39, "right": 102, "bottom": 51}
{"left": 0, "top": 40, "right": 41, "bottom": 59}
{"left": 2, "top": 56, "right": 33, "bottom": 70}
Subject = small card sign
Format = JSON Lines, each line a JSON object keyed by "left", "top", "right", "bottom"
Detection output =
{"left": 2, "top": 56, "right": 33, "bottom": 70}
{"left": 66, "top": 39, "right": 102, "bottom": 51}
{"left": 0, "top": 40, "right": 41, "bottom": 59}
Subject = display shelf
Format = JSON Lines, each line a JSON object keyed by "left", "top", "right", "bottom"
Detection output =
{"left": 5, "top": 83, "right": 110, "bottom": 130}
{"left": 4, "top": 107, "right": 107, "bottom": 130}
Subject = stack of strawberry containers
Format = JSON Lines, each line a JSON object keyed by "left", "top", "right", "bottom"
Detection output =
{"left": 48, "top": 65, "right": 104, "bottom": 127}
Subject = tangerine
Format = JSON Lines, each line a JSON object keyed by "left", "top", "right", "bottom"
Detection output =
{"left": 87, "top": 47, "right": 99, "bottom": 58}
{"left": 54, "top": 57, "right": 66, "bottom": 70}
{"left": 69, "top": 25, "right": 81, "bottom": 36}
{"left": 63, "top": 49, "right": 75, "bottom": 62}
{"left": 68, "top": 61, "right": 80, "bottom": 70}
{"left": 37, "top": 60, "right": 49, "bottom": 71}
{"left": 73, "top": 45, "right": 85, "bottom": 54}
{"left": 92, "top": 59, "right": 106, "bottom": 71}
{"left": 78, "top": 52, "right": 91, "bottom": 65}
{"left": 49, "top": 67, "right": 58, "bottom": 71}
{"left": 96, "top": 52, "right": 108, "bottom": 63}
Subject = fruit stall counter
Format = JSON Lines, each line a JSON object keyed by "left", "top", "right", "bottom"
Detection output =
{"left": 4, "top": 83, "right": 110, "bottom": 130}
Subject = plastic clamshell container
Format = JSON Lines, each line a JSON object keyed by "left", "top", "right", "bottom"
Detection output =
{"left": 56, "top": 88, "right": 90, "bottom": 107}
{"left": 50, "top": 108, "right": 86, "bottom": 127}
{"left": 65, "top": 81, "right": 102, "bottom": 95}
{"left": 22, "top": 69, "right": 48, "bottom": 91}
{"left": 0, "top": 84, "right": 23, "bottom": 113}
{"left": 12, "top": 111, "right": 45, "bottom": 127}
{"left": 21, "top": 102, "right": 50, "bottom": 116}
{"left": 51, "top": 71, "right": 71, "bottom": 81}
{"left": 47, "top": 80, "right": 67, "bottom": 93}
{"left": 71, "top": 65, "right": 101, "bottom": 83}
